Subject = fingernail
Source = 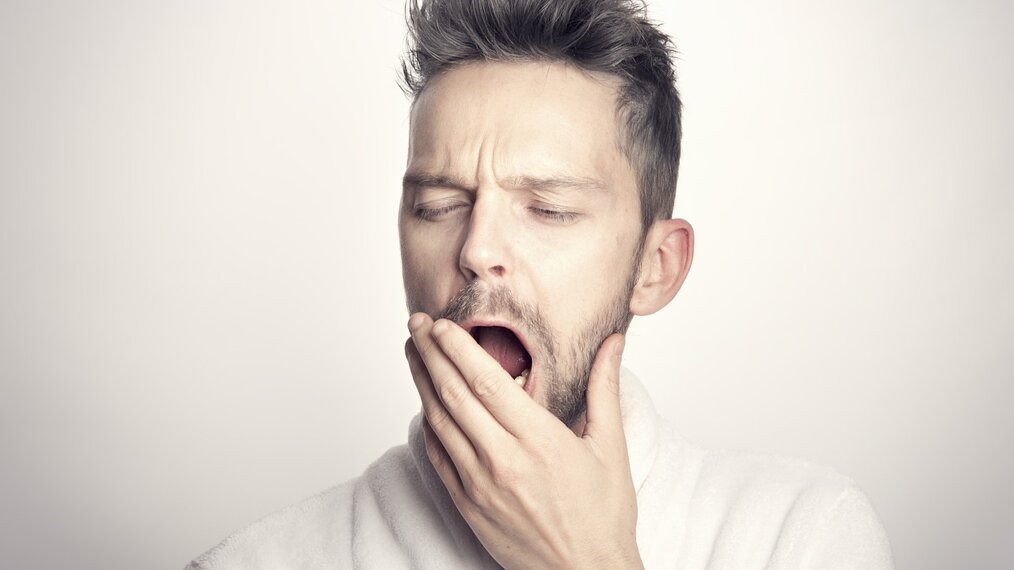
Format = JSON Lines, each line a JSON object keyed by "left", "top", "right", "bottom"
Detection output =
{"left": 614, "top": 335, "right": 626, "bottom": 357}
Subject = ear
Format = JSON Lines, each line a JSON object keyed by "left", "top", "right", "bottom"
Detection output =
{"left": 629, "top": 218, "right": 694, "bottom": 316}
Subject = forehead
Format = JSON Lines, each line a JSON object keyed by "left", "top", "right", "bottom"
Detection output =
{"left": 407, "top": 61, "right": 634, "bottom": 189}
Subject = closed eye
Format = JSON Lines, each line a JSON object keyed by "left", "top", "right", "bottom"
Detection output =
{"left": 529, "top": 206, "right": 580, "bottom": 224}
{"left": 413, "top": 203, "right": 469, "bottom": 221}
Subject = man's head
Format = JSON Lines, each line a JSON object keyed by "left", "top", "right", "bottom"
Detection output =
{"left": 398, "top": 0, "right": 693, "bottom": 427}
{"left": 401, "top": 0, "right": 683, "bottom": 232}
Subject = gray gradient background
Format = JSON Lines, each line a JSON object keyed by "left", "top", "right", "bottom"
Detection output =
{"left": 1, "top": 1, "right": 1012, "bottom": 568}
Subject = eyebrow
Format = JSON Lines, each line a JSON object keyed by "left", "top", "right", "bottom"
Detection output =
{"left": 402, "top": 172, "right": 605, "bottom": 193}
{"left": 402, "top": 173, "right": 473, "bottom": 192}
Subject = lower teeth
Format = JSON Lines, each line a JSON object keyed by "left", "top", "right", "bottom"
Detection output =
{"left": 513, "top": 368, "right": 530, "bottom": 387}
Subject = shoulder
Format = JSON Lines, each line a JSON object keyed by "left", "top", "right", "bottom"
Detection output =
{"left": 693, "top": 446, "right": 862, "bottom": 506}
{"left": 682, "top": 445, "right": 894, "bottom": 569}
{"left": 184, "top": 444, "right": 415, "bottom": 570}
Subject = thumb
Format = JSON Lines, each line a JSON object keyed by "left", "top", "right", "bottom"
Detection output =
{"left": 582, "top": 333, "right": 626, "bottom": 446}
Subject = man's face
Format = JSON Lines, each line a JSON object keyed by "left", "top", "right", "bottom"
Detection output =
{"left": 399, "top": 61, "right": 644, "bottom": 427}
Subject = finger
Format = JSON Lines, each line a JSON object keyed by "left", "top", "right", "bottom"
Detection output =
{"left": 405, "top": 338, "right": 478, "bottom": 471}
{"left": 430, "top": 318, "right": 554, "bottom": 437}
{"left": 581, "top": 333, "right": 627, "bottom": 450}
{"left": 421, "top": 419, "right": 476, "bottom": 515}
{"left": 408, "top": 314, "right": 510, "bottom": 455}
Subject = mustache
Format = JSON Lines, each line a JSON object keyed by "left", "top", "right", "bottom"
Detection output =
{"left": 437, "top": 281, "right": 521, "bottom": 323}
{"left": 437, "top": 281, "right": 554, "bottom": 357}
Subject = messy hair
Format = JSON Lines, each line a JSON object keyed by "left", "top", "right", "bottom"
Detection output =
{"left": 400, "top": 0, "right": 682, "bottom": 231}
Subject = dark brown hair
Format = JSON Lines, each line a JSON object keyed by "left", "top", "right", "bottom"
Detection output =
{"left": 401, "top": 0, "right": 682, "bottom": 230}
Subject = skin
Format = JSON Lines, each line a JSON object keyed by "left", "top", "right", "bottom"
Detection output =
{"left": 399, "top": 60, "right": 694, "bottom": 569}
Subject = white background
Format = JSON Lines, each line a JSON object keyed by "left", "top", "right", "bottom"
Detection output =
{"left": 1, "top": 1, "right": 1011, "bottom": 568}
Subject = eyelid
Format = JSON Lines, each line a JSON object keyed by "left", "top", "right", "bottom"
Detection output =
{"left": 412, "top": 197, "right": 468, "bottom": 210}
{"left": 528, "top": 204, "right": 580, "bottom": 223}
{"left": 412, "top": 187, "right": 470, "bottom": 207}
{"left": 412, "top": 200, "right": 470, "bottom": 221}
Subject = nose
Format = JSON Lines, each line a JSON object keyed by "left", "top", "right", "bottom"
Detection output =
{"left": 458, "top": 193, "right": 511, "bottom": 281}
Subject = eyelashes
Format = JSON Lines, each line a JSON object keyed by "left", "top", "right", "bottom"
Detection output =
{"left": 412, "top": 203, "right": 466, "bottom": 221}
{"left": 412, "top": 203, "right": 580, "bottom": 224}
{"left": 527, "top": 206, "right": 579, "bottom": 223}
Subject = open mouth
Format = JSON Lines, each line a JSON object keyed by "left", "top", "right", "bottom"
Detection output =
{"left": 468, "top": 326, "right": 533, "bottom": 388}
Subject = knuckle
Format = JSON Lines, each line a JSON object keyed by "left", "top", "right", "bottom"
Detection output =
{"left": 471, "top": 368, "right": 504, "bottom": 399}
{"left": 424, "top": 437, "right": 444, "bottom": 467}
{"left": 489, "top": 462, "right": 519, "bottom": 489}
{"left": 604, "top": 375, "right": 621, "bottom": 397}
{"left": 425, "top": 404, "right": 451, "bottom": 429}
{"left": 416, "top": 341, "right": 439, "bottom": 363}
{"left": 438, "top": 380, "right": 469, "bottom": 410}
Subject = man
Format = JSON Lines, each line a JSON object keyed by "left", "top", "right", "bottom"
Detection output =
{"left": 188, "top": 0, "right": 893, "bottom": 568}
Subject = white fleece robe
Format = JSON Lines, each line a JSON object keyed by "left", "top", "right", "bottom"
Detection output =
{"left": 186, "top": 370, "right": 894, "bottom": 569}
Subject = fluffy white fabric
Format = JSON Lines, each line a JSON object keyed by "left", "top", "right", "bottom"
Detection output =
{"left": 186, "top": 370, "right": 893, "bottom": 569}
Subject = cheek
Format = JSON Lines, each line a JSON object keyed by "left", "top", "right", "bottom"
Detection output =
{"left": 400, "top": 222, "right": 467, "bottom": 312}
{"left": 538, "top": 228, "right": 639, "bottom": 324}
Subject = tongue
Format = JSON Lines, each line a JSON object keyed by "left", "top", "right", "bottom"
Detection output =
{"left": 475, "top": 326, "right": 530, "bottom": 378}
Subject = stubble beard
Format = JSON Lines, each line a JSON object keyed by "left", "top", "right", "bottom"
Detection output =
{"left": 425, "top": 267, "right": 638, "bottom": 428}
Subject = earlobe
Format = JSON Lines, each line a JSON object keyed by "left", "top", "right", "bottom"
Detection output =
{"left": 629, "top": 219, "right": 694, "bottom": 316}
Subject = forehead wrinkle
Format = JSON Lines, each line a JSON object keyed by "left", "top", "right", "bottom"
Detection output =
{"left": 408, "top": 62, "right": 631, "bottom": 200}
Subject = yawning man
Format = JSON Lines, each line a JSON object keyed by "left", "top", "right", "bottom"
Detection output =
{"left": 187, "top": 0, "right": 894, "bottom": 568}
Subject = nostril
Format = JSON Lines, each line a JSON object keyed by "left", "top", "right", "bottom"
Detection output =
{"left": 490, "top": 265, "right": 505, "bottom": 277}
